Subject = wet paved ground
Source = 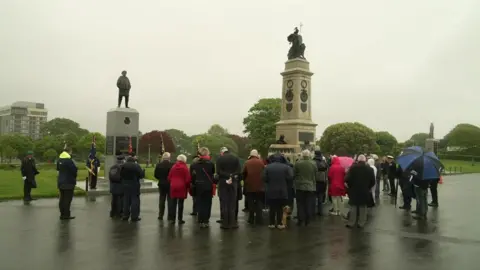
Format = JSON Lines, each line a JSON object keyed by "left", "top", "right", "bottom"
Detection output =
{"left": 1, "top": 174, "right": 479, "bottom": 270}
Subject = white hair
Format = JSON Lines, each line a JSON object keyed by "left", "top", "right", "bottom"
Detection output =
{"left": 220, "top": 147, "right": 228, "bottom": 153}
{"left": 357, "top": 154, "right": 367, "bottom": 162}
{"left": 198, "top": 147, "right": 210, "bottom": 156}
{"left": 250, "top": 149, "right": 259, "bottom": 157}
{"left": 367, "top": 158, "right": 375, "bottom": 166}
{"left": 177, "top": 154, "right": 187, "bottom": 163}
{"left": 371, "top": 154, "right": 378, "bottom": 160}
{"left": 162, "top": 152, "right": 171, "bottom": 160}
{"left": 301, "top": 149, "right": 311, "bottom": 157}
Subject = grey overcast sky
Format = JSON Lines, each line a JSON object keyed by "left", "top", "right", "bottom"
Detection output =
{"left": 1, "top": 0, "right": 479, "bottom": 141}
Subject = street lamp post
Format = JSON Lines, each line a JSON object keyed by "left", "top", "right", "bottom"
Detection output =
{"left": 148, "top": 144, "right": 151, "bottom": 167}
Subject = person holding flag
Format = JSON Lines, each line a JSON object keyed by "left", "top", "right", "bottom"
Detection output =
{"left": 86, "top": 135, "right": 100, "bottom": 190}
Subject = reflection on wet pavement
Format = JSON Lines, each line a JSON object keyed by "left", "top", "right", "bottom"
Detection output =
{"left": 1, "top": 174, "right": 479, "bottom": 270}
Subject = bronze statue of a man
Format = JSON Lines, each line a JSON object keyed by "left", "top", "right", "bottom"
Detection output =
{"left": 117, "top": 70, "right": 131, "bottom": 108}
{"left": 429, "top": 123, "right": 434, "bottom": 139}
{"left": 287, "top": 27, "right": 306, "bottom": 60}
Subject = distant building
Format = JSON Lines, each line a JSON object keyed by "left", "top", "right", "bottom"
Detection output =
{"left": 0, "top": 101, "right": 48, "bottom": 140}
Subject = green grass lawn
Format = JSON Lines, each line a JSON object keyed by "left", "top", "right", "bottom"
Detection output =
{"left": 441, "top": 159, "right": 480, "bottom": 173}
{"left": 0, "top": 168, "right": 90, "bottom": 200}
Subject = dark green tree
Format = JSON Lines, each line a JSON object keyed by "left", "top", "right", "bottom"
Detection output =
{"left": 243, "top": 98, "right": 281, "bottom": 156}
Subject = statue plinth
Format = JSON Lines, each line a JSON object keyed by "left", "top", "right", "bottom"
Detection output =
{"left": 269, "top": 58, "right": 317, "bottom": 160}
{"left": 104, "top": 107, "right": 140, "bottom": 180}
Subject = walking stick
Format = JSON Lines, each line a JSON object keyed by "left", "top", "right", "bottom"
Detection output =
{"left": 394, "top": 178, "right": 399, "bottom": 208}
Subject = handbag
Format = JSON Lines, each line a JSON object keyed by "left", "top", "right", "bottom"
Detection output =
{"left": 202, "top": 168, "right": 217, "bottom": 196}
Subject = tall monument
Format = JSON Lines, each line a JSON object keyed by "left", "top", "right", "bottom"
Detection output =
{"left": 104, "top": 71, "right": 140, "bottom": 179}
{"left": 269, "top": 27, "right": 317, "bottom": 160}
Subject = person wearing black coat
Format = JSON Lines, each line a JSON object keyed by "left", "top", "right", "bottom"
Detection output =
{"left": 263, "top": 154, "right": 293, "bottom": 229}
{"left": 398, "top": 165, "right": 414, "bottom": 211}
{"left": 20, "top": 151, "right": 39, "bottom": 202}
{"left": 86, "top": 156, "right": 100, "bottom": 190}
{"left": 109, "top": 155, "right": 125, "bottom": 218}
{"left": 57, "top": 148, "right": 78, "bottom": 220}
{"left": 380, "top": 158, "right": 390, "bottom": 192}
{"left": 313, "top": 151, "right": 328, "bottom": 216}
{"left": 215, "top": 147, "right": 241, "bottom": 229}
{"left": 154, "top": 152, "right": 173, "bottom": 220}
{"left": 121, "top": 156, "right": 145, "bottom": 222}
{"left": 345, "top": 155, "right": 375, "bottom": 228}
{"left": 386, "top": 156, "right": 397, "bottom": 195}
{"left": 190, "top": 147, "right": 216, "bottom": 228}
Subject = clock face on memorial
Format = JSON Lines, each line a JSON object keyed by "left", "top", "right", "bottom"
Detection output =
{"left": 124, "top": 117, "right": 130, "bottom": 125}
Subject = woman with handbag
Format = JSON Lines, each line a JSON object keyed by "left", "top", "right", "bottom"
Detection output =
{"left": 190, "top": 147, "right": 216, "bottom": 228}
{"left": 167, "top": 154, "right": 191, "bottom": 225}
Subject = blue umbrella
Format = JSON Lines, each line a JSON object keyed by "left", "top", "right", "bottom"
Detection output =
{"left": 396, "top": 146, "right": 444, "bottom": 180}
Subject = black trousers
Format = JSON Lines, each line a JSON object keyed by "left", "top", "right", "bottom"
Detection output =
{"left": 89, "top": 173, "right": 98, "bottom": 189}
{"left": 430, "top": 181, "right": 439, "bottom": 204}
{"left": 158, "top": 188, "right": 170, "bottom": 219}
{"left": 191, "top": 196, "right": 197, "bottom": 214}
{"left": 315, "top": 182, "right": 326, "bottom": 215}
{"left": 247, "top": 192, "right": 264, "bottom": 224}
{"left": 220, "top": 184, "right": 238, "bottom": 228}
{"left": 110, "top": 194, "right": 123, "bottom": 217}
{"left": 388, "top": 177, "right": 397, "bottom": 194}
{"left": 118, "top": 95, "right": 129, "bottom": 107}
{"left": 23, "top": 182, "right": 32, "bottom": 201}
{"left": 296, "top": 190, "right": 314, "bottom": 225}
{"left": 197, "top": 191, "right": 213, "bottom": 223}
{"left": 169, "top": 198, "right": 184, "bottom": 221}
{"left": 59, "top": 189, "right": 74, "bottom": 218}
{"left": 268, "top": 199, "right": 285, "bottom": 226}
{"left": 123, "top": 187, "right": 140, "bottom": 220}
{"left": 400, "top": 181, "right": 413, "bottom": 209}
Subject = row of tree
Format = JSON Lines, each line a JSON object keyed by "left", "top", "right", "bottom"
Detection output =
{"left": 1, "top": 100, "right": 478, "bottom": 163}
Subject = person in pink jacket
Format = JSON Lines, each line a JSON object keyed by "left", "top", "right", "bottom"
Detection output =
{"left": 328, "top": 157, "right": 346, "bottom": 216}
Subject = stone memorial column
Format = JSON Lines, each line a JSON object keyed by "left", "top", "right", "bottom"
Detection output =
{"left": 104, "top": 108, "right": 140, "bottom": 180}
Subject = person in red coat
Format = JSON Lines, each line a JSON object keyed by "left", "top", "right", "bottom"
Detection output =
{"left": 167, "top": 154, "right": 191, "bottom": 224}
{"left": 328, "top": 157, "right": 346, "bottom": 216}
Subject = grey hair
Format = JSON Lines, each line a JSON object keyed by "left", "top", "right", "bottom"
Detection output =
{"left": 177, "top": 154, "right": 187, "bottom": 163}
{"left": 250, "top": 149, "right": 259, "bottom": 157}
{"left": 301, "top": 149, "right": 311, "bottom": 157}
{"left": 198, "top": 147, "right": 210, "bottom": 156}
{"left": 357, "top": 154, "right": 367, "bottom": 162}
{"left": 162, "top": 152, "right": 171, "bottom": 160}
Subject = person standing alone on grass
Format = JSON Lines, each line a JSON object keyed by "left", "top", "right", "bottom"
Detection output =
{"left": 154, "top": 152, "right": 173, "bottom": 221}
{"left": 21, "top": 150, "right": 39, "bottom": 203}
{"left": 57, "top": 147, "right": 77, "bottom": 220}
{"left": 294, "top": 150, "right": 317, "bottom": 226}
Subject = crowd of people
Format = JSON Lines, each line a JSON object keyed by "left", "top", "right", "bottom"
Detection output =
{"left": 18, "top": 145, "right": 440, "bottom": 225}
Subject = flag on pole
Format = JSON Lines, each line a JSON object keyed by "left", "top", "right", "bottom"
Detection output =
{"left": 86, "top": 135, "right": 97, "bottom": 176}
{"left": 128, "top": 136, "right": 133, "bottom": 154}
{"left": 159, "top": 133, "right": 165, "bottom": 155}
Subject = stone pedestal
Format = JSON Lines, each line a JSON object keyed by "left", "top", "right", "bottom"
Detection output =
{"left": 104, "top": 108, "right": 140, "bottom": 180}
{"left": 269, "top": 58, "right": 317, "bottom": 159}
{"left": 425, "top": 138, "right": 439, "bottom": 155}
